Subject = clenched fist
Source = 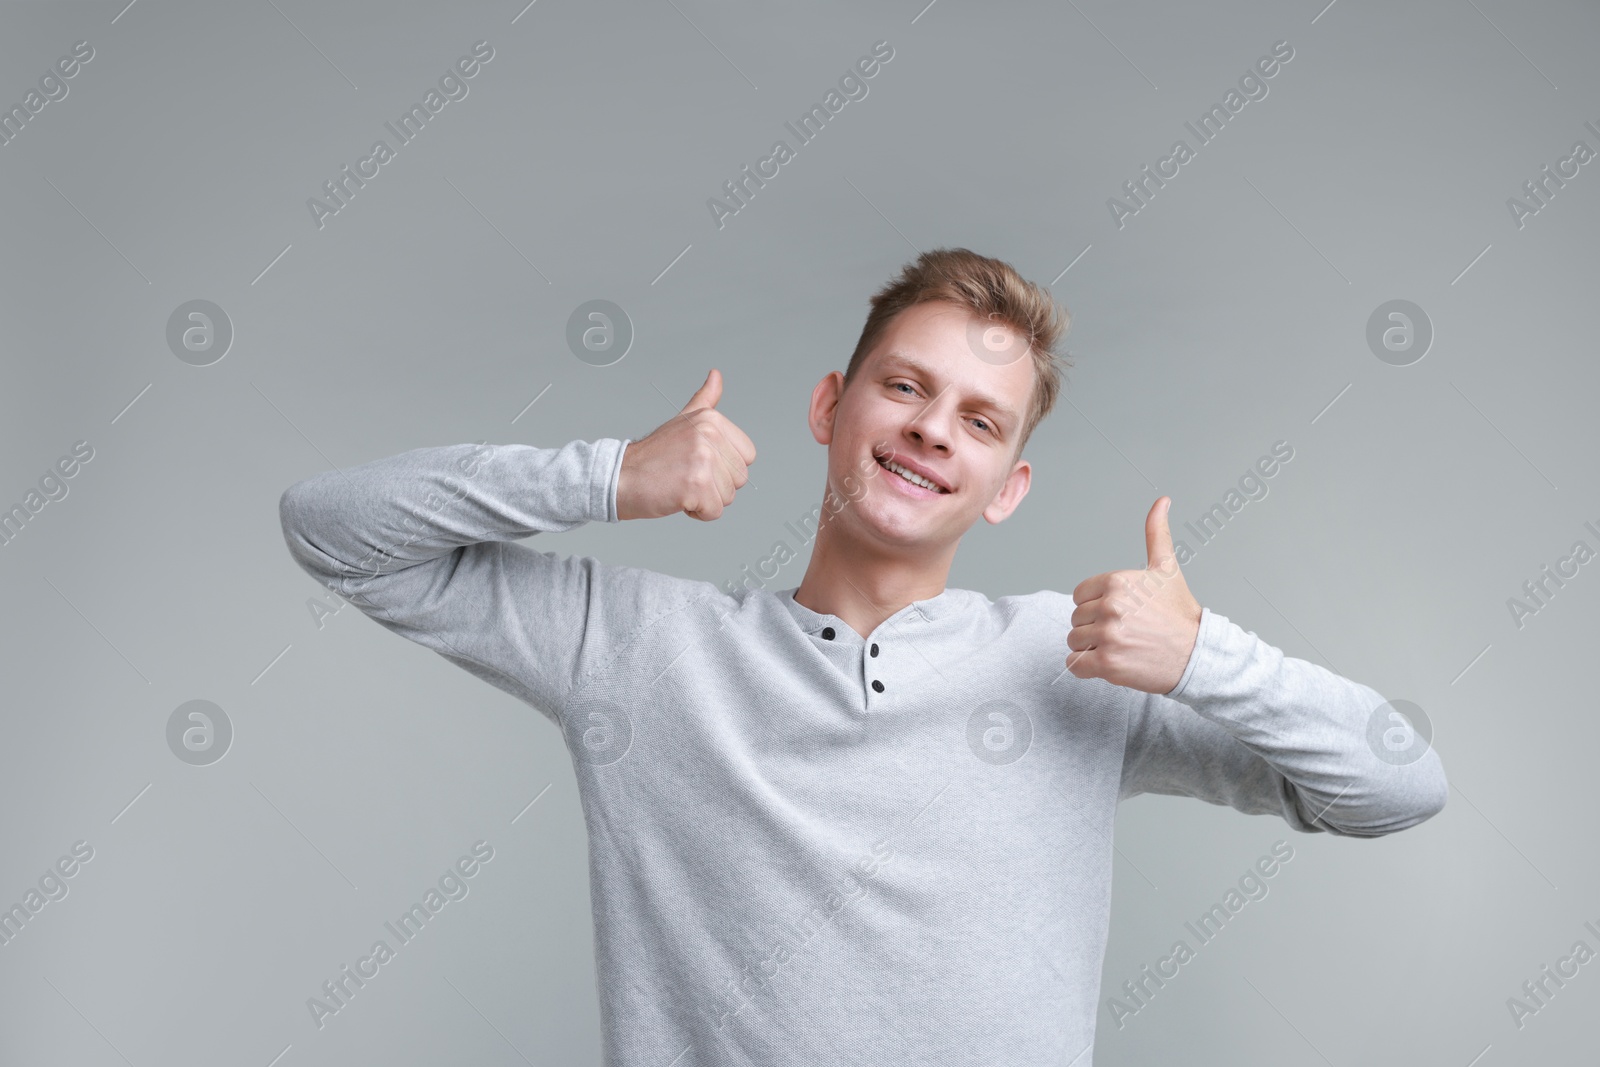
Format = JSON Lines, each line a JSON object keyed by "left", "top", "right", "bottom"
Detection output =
{"left": 617, "top": 368, "right": 757, "bottom": 522}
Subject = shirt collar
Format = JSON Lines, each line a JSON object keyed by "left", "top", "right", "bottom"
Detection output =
{"left": 776, "top": 584, "right": 965, "bottom": 637}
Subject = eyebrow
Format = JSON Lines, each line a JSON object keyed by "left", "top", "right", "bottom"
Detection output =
{"left": 878, "top": 352, "right": 1021, "bottom": 433}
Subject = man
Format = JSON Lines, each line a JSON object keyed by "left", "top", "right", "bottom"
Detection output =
{"left": 279, "top": 247, "right": 1447, "bottom": 1065}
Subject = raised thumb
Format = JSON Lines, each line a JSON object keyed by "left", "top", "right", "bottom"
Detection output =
{"left": 1146, "top": 496, "right": 1178, "bottom": 572}
{"left": 682, "top": 368, "right": 722, "bottom": 413}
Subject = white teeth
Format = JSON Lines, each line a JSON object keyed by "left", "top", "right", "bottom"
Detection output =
{"left": 879, "top": 458, "right": 945, "bottom": 493}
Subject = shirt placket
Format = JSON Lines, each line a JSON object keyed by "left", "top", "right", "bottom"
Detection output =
{"left": 815, "top": 624, "right": 889, "bottom": 712}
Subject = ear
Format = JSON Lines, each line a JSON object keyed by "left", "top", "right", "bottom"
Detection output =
{"left": 981, "top": 457, "right": 1032, "bottom": 524}
{"left": 809, "top": 371, "right": 845, "bottom": 445}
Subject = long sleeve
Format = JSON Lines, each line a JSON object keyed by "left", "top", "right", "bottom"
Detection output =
{"left": 277, "top": 437, "right": 712, "bottom": 728}
{"left": 1118, "top": 606, "right": 1448, "bottom": 837}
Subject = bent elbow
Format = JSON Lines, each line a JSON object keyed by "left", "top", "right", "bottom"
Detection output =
{"left": 278, "top": 483, "right": 303, "bottom": 542}
{"left": 1395, "top": 748, "right": 1450, "bottom": 831}
{"left": 1299, "top": 754, "right": 1449, "bottom": 839}
{"left": 278, "top": 482, "right": 315, "bottom": 560}
{"left": 1363, "top": 748, "right": 1450, "bottom": 837}
{"left": 278, "top": 479, "right": 344, "bottom": 583}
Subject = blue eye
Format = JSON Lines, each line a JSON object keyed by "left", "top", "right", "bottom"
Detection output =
{"left": 891, "top": 380, "right": 995, "bottom": 435}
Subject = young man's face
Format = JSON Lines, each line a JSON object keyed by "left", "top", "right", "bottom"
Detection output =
{"left": 808, "top": 300, "right": 1036, "bottom": 555}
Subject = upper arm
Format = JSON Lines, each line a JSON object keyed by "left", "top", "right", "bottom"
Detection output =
{"left": 276, "top": 438, "right": 721, "bottom": 728}
{"left": 304, "top": 532, "right": 711, "bottom": 729}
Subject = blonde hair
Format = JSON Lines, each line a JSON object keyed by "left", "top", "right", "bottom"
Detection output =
{"left": 842, "top": 248, "right": 1071, "bottom": 457}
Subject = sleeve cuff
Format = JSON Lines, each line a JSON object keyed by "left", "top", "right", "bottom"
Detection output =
{"left": 1163, "top": 605, "right": 1216, "bottom": 700}
{"left": 589, "top": 437, "right": 629, "bottom": 524}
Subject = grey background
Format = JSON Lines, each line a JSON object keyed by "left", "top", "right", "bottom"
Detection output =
{"left": 1, "top": 0, "right": 1595, "bottom": 1064}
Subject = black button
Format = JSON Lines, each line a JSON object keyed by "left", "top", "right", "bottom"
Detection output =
{"left": 869, "top": 643, "right": 879, "bottom": 657}
{"left": 821, "top": 627, "right": 835, "bottom": 640}
{"left": 871, "top": 680, "right": 884, "bottom": 693}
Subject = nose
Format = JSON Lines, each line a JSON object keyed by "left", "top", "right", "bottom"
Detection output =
{"left": 904, "top": 385, "right": 955, "bottom": 454}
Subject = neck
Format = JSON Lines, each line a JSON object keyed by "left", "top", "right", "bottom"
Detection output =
{"left": 792, "top": 484, "right": 956, "bottom": 638}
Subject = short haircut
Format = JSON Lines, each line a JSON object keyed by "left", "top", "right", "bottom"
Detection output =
{"left": 843, "top": 247, "right": 1071, "bottom": 457}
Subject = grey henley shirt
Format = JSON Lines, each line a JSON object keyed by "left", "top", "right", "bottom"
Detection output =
{"left": 277, "top": 435, "right": 1448, "bottom": 1066}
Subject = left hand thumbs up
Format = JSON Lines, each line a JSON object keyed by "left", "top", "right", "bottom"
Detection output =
{"left": 1065, "top": 497, "right": 1203, "bottom": 694}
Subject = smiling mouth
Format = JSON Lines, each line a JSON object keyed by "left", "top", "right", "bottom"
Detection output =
{"left": 876, "top": 455, "right": 950, "bottom": 494}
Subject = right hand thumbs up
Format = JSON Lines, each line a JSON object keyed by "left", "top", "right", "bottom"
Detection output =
{"left": 681, "top": 365, "right": 722, "bottom": 414}
{"left": 617, "top": 369, "right": 758, "bottom": 522}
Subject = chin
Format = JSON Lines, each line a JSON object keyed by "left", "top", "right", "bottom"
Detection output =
{"left": 854, "top": 493, "right": 959, "bottom": 550}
